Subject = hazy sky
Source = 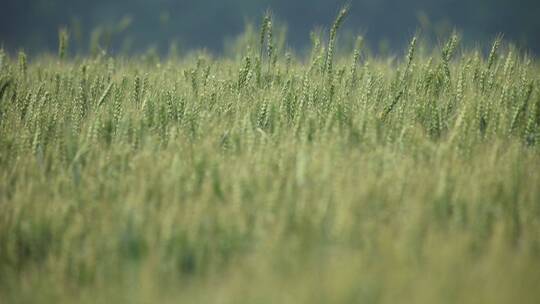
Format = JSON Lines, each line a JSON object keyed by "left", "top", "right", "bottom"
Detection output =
{"left": 1, "top": 0, "right": 539, "bottom": 55}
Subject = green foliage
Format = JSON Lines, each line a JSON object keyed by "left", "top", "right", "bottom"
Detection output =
{"left": 1, "top": 25, "right": 540, "bottom": 304}
{"left": 58, "top": 28, "right": 69, "bottom": 60}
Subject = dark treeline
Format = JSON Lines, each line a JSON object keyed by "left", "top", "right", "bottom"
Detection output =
{"left": 1, "top": 0, "right": 539, "bottom": 55}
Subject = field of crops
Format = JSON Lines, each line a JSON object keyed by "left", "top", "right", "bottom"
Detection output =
{"left": 1, "top": 10, "right": 540, "bottom": 303}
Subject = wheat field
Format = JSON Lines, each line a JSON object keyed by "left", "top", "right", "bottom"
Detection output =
{"left": 1, "top": 10, "right": 540, "bottom": 304}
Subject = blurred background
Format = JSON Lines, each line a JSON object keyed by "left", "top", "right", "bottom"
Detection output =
{"left": 1, "top": 0, "right": 539, "bottom": 56}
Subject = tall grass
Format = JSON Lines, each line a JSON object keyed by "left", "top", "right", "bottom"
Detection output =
{"left": 0, "top": 11, "right": 539, "bottom": 304}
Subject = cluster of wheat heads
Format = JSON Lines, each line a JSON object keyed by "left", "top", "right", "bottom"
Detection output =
{"left": 0, "top": 8, "right": 540, "bottom": 304}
